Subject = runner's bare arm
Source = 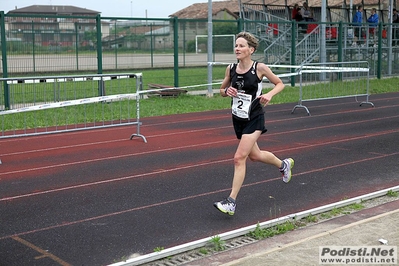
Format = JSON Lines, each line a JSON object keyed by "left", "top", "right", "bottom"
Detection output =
{"left": 257, "top": 63, "right": 285, "bottom": 106}
{"left": 220, "top": 66, "right": 234, "bottom": 97}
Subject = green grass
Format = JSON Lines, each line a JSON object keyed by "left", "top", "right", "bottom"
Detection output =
{"left": 247, "top": 201, "right": 366, "bottom": 241}
{"left": 209, "top": 235, "right": 226, "bottom": 252}
{"left": 247, "top": 221, "right": 296, "bottom": 240}
{"left": 199, "top": 248, "right": 208, "bottom": 255}
{"left": 387, "top": 190, "right": 399, "bottom": 197}
{"left": 305, "top": 214, "right": 318, "bottom": 223}
{"left": 153, "top": 246, "right": 165, "bottom": 252}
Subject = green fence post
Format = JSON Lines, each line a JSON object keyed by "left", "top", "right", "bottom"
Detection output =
{"left": 0, "top": 11, "right": 9, "bottom": 109}
{"left": 173, "top": 17, "right": 179, "bottom": 88}
{"left": 32, "top": 21, "right": 36, "bottom": 73}
{"left": 290, "top": 20, "right": 296, "bottom": 87}
{"left": 150, "top": 23, "right": 154, "bottom": 68}
{"left": 96, "top": 14, "right": 103, "bottom": 74}
{"left": 182, "top": 22, "right": 186, "bottom": 67}
{"left": 338, "top": 22, "right": 343, "bottom": 63}
{"left": 237, "top": 18, "right": 243, "bottom": 32}
{"left": 75, "top": 22, "right": 79, "bottom": 71}
{"left": 96, "top": 14, "right": 104, "bottom": 96}
{"left": 338, "top": 22, "right": 343, "bottom": 81}
{"left": 377, "top": 22, "right": 382, "bottom": 79}
{"left": 113, "top": 20, "right": 118, "bottom": 70}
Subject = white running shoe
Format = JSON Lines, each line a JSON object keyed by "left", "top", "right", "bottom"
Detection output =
{"left": 214, "top": 198, "right": 236, "bottom": 215}
{"left": 280, "top": 158, "right": 294, "bottom": 183}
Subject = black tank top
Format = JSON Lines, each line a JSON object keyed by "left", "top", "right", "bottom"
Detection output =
{"left": 230, "top": 61, "right": 264, "bottom": 120}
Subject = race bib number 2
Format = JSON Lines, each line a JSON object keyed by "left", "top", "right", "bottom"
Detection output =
{"left": 232, "top": 92, "right": 252, "bottom": 120}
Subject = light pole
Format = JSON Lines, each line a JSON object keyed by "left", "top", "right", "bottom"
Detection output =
{"left": 207, "top": 0, "right": 213, "bottom": 96}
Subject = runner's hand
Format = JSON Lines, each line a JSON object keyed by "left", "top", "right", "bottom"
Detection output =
{"left": 258, "top": 94, "right": 272, "bottom": 106}
{"left": 225, "top": 87, "right": 237, "bottom": 97}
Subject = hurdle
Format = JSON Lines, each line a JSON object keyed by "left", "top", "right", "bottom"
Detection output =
{"left": 0, "top": 73, "right": 147, "bottom": 142}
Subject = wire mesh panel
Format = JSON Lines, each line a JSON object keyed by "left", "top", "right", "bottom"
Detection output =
{"left": 5, "top": 15, "right": 100, "bottom": 74}
{"left": 0, "top": 73, "right": 146, "bottom": 141}
{"left": 292, "top": 61, "right": 373, "bottom": 115}
{"left": 102, "top": 19, "right": 174, "bottom": 70}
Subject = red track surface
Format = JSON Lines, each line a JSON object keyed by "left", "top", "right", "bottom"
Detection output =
{"left": 1, "top": 93, "right": 399, "bottom": 265}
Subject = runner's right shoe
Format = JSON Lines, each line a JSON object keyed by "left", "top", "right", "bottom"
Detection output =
{"left": 214, "top": 198, "right": 236, "bottom": 216}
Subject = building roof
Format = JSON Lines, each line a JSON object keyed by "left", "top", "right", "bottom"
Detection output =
{"left": 170, "top": 0, "right": 382, "bottom": 19}
{"left": 170, "top": 1, "right": 240, "bottom": 19}
{"left": 7, "top": 5, "right": 99, "bottom": 15}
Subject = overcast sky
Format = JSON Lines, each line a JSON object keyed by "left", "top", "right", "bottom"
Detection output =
{"left": 1, "top": 0, "right": 208, "bottom": 18}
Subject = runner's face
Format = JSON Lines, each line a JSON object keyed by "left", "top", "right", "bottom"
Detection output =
{"left": 235, "top": 37, "right": 253, "bottom": 60}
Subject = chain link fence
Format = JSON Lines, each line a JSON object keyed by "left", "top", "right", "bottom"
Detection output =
{"left": 1, "top": 12, "right": 399, "bottom": 110}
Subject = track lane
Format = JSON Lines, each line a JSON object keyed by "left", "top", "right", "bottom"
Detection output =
{"left": 2, "top": 102, "right": 398, "bottom": 176}
{"left": 1, "top": 114, "right": 397, "bottom": 202}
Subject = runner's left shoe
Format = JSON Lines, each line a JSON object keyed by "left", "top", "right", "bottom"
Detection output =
{"left": 280, "top": 158, "right": 294, "bottom": 183}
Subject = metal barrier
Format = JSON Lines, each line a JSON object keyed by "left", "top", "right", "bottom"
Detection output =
{"left": 291, "top": 61, "right": 374, "bottom": 116}
{"left": 0, "top": 73, "right": 147, "bottom": 142}
{"left": 211, "top": 61, "right": 374, "bottom": 117}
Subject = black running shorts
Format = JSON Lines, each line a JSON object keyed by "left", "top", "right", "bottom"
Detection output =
{"left": 232, "top": 114, "right": 267, "bottom": 139}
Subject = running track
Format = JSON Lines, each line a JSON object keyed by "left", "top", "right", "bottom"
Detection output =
{"left": 0, "top": 93, "right": 398, "bottom": 265}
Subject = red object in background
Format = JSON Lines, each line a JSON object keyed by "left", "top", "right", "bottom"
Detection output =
{"left": 326, "top": 27, "right": 337, "bottom": 39}
{"left": 267, "top": 23, "right": 278, "bottom": 35}
{"left": 306, "top": 24, "right": 318, "bottom": 34}
{"left": 382, "top": 29, "right": 387, "bottom": 38}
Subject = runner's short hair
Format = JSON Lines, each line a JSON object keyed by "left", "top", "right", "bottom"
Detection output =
{"left": 236, "top": 32, "right": 259, "bottom": 52}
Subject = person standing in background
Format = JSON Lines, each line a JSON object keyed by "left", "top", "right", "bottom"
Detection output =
{"left": 301, "top": 2, "right": 314, "bottom": 22}
{"left": 392, "top": 8, "right": 399, "bottom": 46}
{"left": 352, "top": 5, "right": 363, "bottom": 47}
{"left": 292, "top": 3, "right": 303, "bottom": 22}
{"left": 293, "top": 3, "right": 305, "bottom": 31}
{"left": 367, "top": 8, "right": 379, "bottom": 38}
